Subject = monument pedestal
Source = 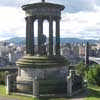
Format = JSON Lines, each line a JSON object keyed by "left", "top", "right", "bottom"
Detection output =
{"left": 16, "top": 55, "right": 68, "bottom": 93}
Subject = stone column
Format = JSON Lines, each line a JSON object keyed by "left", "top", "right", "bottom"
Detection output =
{"left": 67, "top": 70, "right": 72, "bottom": 97}
{"left": 49, "top": 17, "right": 53, "bottom": 56}
{"left": 33, "top": 77, "right": 39, "bottom": 98}
{"left": 6, "top": 75, "right": 11, "bottom": 95}
{"left": 38, "top": 17, "right": 43, "bottom": 55}
{"left": 26, "top": 16, "right": 34, "bottom": 55}
{"left": 56, "top": 17, "right": 60, "bottom": 56}
{"left": 25, "top": 17, "right": 30, "bottom": 54}
{"left": 30, "top": 17, "right": 34, "bottom": 55}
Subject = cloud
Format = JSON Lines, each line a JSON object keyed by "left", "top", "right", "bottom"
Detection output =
{"left": 65, "top": 0, "right": 96, "bottom": 13}
{"left": 60, "top": 9, "right": 100, "bottom": 39}
{"left": 0, "top": 0, "right": 100, "bottom": 12}
{"left": 0, "top": 0, "right": 65, "bottom": 7}
{"left": 0, "top": 0, "right": 99, "bottom": 13}
{"left": 1, "top": 5, "right": 100, "bottom": 40}
{"left": 0, "top": 0, "right": 16, "bottom": 6}
{"left": 0, "top": 6, "right": 25, "bottom": 40}
{"left": 0, "top": 0, "right": 41, "bottom": 7}
{"left": 0, "top": 0, "right": 100, "bottom": 40}
{"left": 95, "top": 0, "right": 100, "bottom": 6}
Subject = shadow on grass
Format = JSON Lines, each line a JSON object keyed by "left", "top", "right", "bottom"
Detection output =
{"left": 39, "top": 95, "right": 70, "bottom": 100}
{"left": 39, "top": 89, "right": 88, "bottom": 100}
{"left": 87, "top": 88, "right": 100, "bottom": 99}
{"left": 70, "top": 89, "right": 88, "bottom": 99}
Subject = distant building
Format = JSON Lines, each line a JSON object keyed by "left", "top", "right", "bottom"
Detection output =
{"left": 89, "top": 49, "right": 96, "bottom": 57}
{"left": 0, "top": 41, "right": 25, "bottom": 66}
{"left": 8, "top": 51, "right": 16, "bottom": 64}
{"left": 0, "top": 41, "right": 9, "bottom": 46}
{"left": 79, "top": 46, "right": 85, "bottom": 57}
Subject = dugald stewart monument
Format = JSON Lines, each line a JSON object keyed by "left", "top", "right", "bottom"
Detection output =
{"left": 16, "top": 0, "right": 68, "bottom": 96}
{"left": 6, "top": 0, "right": 85, "bottom": 98}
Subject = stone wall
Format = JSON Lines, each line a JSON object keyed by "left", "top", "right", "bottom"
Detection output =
{"left": 17, "top": 66, "right": 67, "bottom": 81}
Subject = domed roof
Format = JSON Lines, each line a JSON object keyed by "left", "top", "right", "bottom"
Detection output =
{"left": 22, "top": 2, "right": 65, "bottom": 11}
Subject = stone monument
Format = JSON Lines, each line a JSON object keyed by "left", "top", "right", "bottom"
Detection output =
{"left": 16, "top": 0, "right": 67, "bottom": 95}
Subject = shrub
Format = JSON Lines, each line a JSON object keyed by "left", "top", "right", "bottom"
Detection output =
{"left": 87, "top": 64, "right": 100, "bottom": 86}
{"left": 0, "top": 71, "right": 9, "bottom": 85}
{"left": 0, "top": 72, "right": 5, "bottom": 84}
{"left": 76, "top": 61, "right": 86, "bottom": 77}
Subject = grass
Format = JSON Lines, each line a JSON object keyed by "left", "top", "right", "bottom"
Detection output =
{"left": 0, "top": 85, "right": 69, "bottom": 100}
{"left": 85, "top": 84, "right": 100, "bottom": 100}
{"left": 40, "top": 96, "right": 69, "bottom": 100}
{"left": 0, "top": 85, "right": 36, "bottom": 100}
{"left": 0, "top": 84, "right": 100, "bottom": 100}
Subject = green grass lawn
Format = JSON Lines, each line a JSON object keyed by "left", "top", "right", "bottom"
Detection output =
{"left": 40, "top": 96, "right": 69, "bottom": 100}
{"left": 0, "top": 85, "right": 36, "bottom": 100}
{"left": 0, "top": 84, "right": 100, "bottom": 100}
{"left": 85, "top": 85, "right": 100, "bottom": 100}
{"left": 0, "top": 85, "right": 70, "bottom": 100}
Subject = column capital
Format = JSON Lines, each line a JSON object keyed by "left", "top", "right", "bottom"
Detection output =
{"left": 38, "top": 16, "right": 44, "bottom": 22}
{"left": 54, "top": 16, "right": 61, "bottom": 21}
{"left": 48, "top": 16, "right": 54, "bottom": 22}
{"left": 25, "top": 16, "right": 35, "bottom": 23}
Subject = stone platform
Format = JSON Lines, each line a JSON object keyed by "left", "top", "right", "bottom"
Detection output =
{"left": 16, "top": 55, "right": 68, "bottom": 93}
{"left": 16, "top": 55, "right": 68, "bottom": 81}
{"left": 16, "top": 55, "right": 68, "bottom": 68}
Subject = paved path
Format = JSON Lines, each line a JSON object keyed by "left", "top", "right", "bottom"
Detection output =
{"left": 70, "top": 89, "right": 88, "bottom": 100}
{"left": 0, "top": 96, "right": 18, "bottom": 100}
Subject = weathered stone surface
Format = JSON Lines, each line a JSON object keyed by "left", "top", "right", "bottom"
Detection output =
{"left": 16, "top": 55, "right": 68, "bottom": 68}
{"left": 49, "top": 17, "right": 53, "bottom": 56}
{"left": 17, "top": 66, "right": 67, "bottom": 81}
{"left": 22, "top": 2, "right": 65, "bottom": 12}
{"left": 33, "top": 77, "right": 39, "bottom": 97}
{"left": 16, "top": 66, "right": 67, "bottom": 94}
{"left": 56, "top": 18, "right": 60, "bottom": 56}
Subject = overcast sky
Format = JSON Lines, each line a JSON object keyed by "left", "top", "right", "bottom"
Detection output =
{"left": 0, "top": 0, "right": 100, "bottom": 40}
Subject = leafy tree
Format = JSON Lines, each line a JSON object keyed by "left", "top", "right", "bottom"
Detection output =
{"left": 0, "top": 72, "right": 5, "bottom": 85}
{"left": 87, "top": 64, "right": 100, "bottom": 86}
{"left": 76, "top": 61, "right": 86, "bottom": 77}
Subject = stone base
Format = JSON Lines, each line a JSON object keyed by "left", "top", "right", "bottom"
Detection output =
{"left": 16, "top": 55, "right": 68, "bottom": 93}
{"left": 16, "top": 81, "right": 33, "bottom": 94}
{"left": 16, "top": 55, "right": 68, "bottom": 68}
{"left": 16, "top": 67, "right": 67, "bottom": 93}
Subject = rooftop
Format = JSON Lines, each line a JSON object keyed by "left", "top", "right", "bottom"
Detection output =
{"left": 22, "top": 2, "right": 65, "bottom": 11}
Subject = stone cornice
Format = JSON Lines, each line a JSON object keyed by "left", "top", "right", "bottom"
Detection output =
{"left": 22, "top": 2, "right": 65, "bottom": 11}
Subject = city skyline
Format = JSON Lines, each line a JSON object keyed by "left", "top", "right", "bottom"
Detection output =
{"left": 0, "top": 0, "right": 100, "bottom": 40}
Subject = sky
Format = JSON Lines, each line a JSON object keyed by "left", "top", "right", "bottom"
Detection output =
{"left": 0, "top": 0, "right": 100, "bottom": 40}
